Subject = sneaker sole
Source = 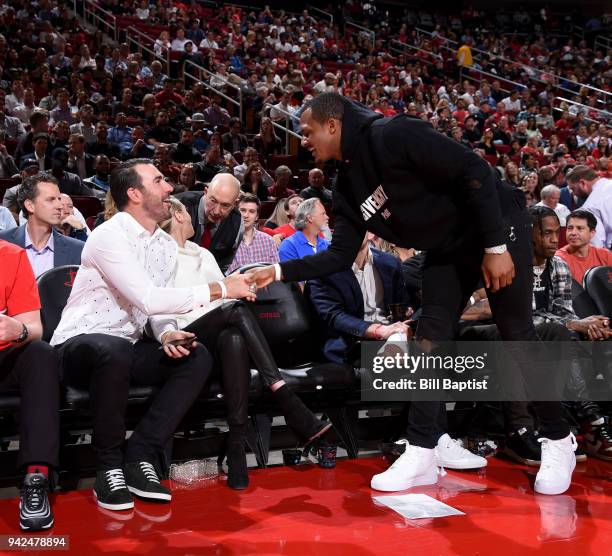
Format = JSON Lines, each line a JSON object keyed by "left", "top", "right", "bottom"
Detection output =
{"left": 435, "top": 458, "right": 488, "bottom": 469}
{"left": 93, "top": 490, "right": 135, "bottom": 511}
{"left": 500, "top": 447, "right": 540, "bottom": 467}
{"left": 127, "top": 486, "right": 171, "bottom": 502}
{"left": 370, "top": 469, "right": 439, "bottom": 492}
{"left": 575, "top": 453, "right": 589, "bottom": 462}
{"left": 20, "top": 518, "right": 54, "bottom": 531}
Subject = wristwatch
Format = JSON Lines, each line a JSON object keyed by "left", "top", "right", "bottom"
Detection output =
{"left": 484, "top": 244, "right": 507, "bottom": 255}
{"left": 13, "top": 323, "right": 28, "bottom": 344}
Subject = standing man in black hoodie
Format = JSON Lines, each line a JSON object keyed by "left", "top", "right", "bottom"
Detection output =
{"left": 249, "top": 93, "right": 576, "bottom": 496}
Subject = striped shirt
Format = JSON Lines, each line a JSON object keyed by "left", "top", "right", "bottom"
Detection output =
{"left": 227, "top": 229, "right": 279, "bottom": 274}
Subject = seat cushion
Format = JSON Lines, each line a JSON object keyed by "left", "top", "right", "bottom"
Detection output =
{"left": 64, "top": 385, "right": 158, "bottom": 409}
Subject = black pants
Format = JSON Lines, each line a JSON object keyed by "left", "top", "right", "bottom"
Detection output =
{"left": 0, "top": 341, "right": 60, "bottom": 469}
{"left": 56, "top": 334, "right": 213, "bottom": 470}
{"left": 184, "top": 301, "right": 285, "bottom": 431}
{"left": 406, "top": 211, "right": 569, "bottom": 448}
{"left": 461, "top": 322, "right": 592, "bottom": 432}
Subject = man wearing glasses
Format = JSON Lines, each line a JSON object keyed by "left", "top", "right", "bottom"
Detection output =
{"left": 176, "top": 173, "right": 244, "bottom": 273}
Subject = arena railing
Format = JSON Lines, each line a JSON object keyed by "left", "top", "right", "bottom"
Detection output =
{"left": 414, "top": 26, "right": 612, "bottom": 106}
{"left": 73, "top": 0, "right": 118, "bottom": 43}
{"left": 183, "top": 59, "right": 244, "bottom": 122}
{"left": 125, "top": 26, "right": 170, "bottom": 76}
{"left": 307, "top": 5, "right": 333, "bottom": 23}
{"left": 389, "top": 39, "right": 443, "bottom": 66}
{"left": 263, "top": 103, "right": 302, "bottom": 154}
{"left": 594, "top": 34, "right": 612, "bottom": 54}
{"left": 552, "top": 96, "right": 612, "bottom": 127}
{"left": 345, "top": 20, "right": 375, "bottom": 43}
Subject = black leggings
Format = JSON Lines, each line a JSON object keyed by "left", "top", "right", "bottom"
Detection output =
{"left": 184, "top": 301, "right": 284, "bottom": 430}
{"left": 406, "top": 212, "right": 569, "bottom": 448}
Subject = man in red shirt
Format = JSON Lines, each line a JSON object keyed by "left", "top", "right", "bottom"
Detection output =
{"left": 555, "top": 209, "right": 612, "bottom": 285}
{"left": 0, "top": 240, "right": 59, "bottom": 531}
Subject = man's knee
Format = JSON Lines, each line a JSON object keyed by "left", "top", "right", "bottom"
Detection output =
{"left": 179, "top": 343, "right": 214, "bottom": 388}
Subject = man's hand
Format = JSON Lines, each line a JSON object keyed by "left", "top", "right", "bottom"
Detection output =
{"left": 224, "top": 274, "right": 257, "bottom": 302}
{"left": 569, "top": 316, "right": 612, "bottom": 340}
{"left": 367, "top": 321, "right": 414, "bottom": 340}
{"left": 161, "top": 330, "right": 196, "bottom": 358}
{"left": 61, "top": 214, "right": 83, "bottom": 229}
{"left": 245, "top": 266, "right": 277, "bottom": 289}
{"left": 0, "top": 313, "right": 25, "bottom": 343}
{"left": 481, "top": 251, "right": 515, "bottom": 293}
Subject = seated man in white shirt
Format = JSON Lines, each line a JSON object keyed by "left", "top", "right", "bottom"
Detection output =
{"left": 535, "top": 185, "right": 571, "bottom": 226}
{"left": 566, "top": 165, "right": 612, "bottom": 249}
{"left": 50, "top": 159, "right": 255, "bottom": 512}
{"left": 233, "top": 147, "right": 273, "bottom": 186}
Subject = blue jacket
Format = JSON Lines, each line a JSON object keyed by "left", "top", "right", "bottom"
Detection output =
{"left": 307, "top": 248, "right": 409, "bottom": 363}
{"left": 0, "top": 224, "right": 84, "bottom": 269}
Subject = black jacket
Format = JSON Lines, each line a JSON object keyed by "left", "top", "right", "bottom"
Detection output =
{"left": 281, "top": 97, "right": 523, "bottom": 283}
{"left": 175, "top": 191, "right": 243, "bottom": 274}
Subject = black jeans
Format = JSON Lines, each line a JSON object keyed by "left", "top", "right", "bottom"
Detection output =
{"left": 406, "top": 211, "right": 569, "bottom": 448}
{"left": 461, "top": 322, "right": 590, "bottom": 433}
{"left": 184, "top": 301, "right": 285, "bottom": 432}
{"left": 56, "top": 334, "right": 213, "bottom": 470}
{"left": 0, "top": 341, "right": 60, "bottom": 469}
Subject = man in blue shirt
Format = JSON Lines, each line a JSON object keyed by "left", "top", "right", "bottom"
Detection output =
{"left": 279, "top": 198, "right": 329, "bottom": 263}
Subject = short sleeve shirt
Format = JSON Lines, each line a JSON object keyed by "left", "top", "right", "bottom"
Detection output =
{"left": 0, "top": 240, "right": 40, "bottom": 351}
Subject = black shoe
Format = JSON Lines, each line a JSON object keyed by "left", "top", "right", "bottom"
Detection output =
{"left": 19, "top": 473, "right": 53, "bottom": 531}
{"left": 226, "top": 439, "right": 249, "bottom": 490}
{"left": 502, "top": 428, "right": 541, "bottom": 466}
{"left": 94, "top": 469, "right": 134, "bottom": 511}
{"left": 124, "top": 461, "right": 171, "bottom": 502}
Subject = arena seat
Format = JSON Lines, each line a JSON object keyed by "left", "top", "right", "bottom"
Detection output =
{"left": 582, "top": 266, "right": 612, "bottom": 318}
{"left": 70, "top": 196, "right": 103, "bottom": 219}
{"left": 234, "top": 263, "right": 360, "bottom": 460}
{"left": 571, "top": 279, "right": 599, "bottom": 319}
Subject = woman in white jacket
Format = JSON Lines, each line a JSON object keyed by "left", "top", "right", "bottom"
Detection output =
{"left": 154, "top": 197, "right": 332, "bottom": 489}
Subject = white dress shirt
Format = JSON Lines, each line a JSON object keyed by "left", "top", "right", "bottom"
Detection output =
{"left": 535, "top": 200, "right": 571, "bottom": 226}
{"left": 582, "top": 178, "right": 612, "bottom": 248}
{"left": 50, "top": 211, "right": 212, "bottom": 346}
{"left": 351, "top": 248, "right": 390, "bottom": 325}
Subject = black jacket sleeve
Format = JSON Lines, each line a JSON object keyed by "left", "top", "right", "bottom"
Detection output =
{"left": 384, "top": 117, "right": 506, "bottom": 248}
{"left": 280, "top": 210, "right": 365, "bottom": 282}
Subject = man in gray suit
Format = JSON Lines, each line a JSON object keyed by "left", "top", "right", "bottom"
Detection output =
{"left": 0, "top": 172, "right": 84, "bottom": 277}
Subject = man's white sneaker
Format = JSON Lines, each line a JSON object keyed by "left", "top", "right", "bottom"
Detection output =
{"left": 371, "top": 440, "right": 441, "bottom": 492}
{"left": 534, "top": 433, "right": 577, "bottom": 495}
{"left": 434, "top": 434, "right": 488, "bottom": 469}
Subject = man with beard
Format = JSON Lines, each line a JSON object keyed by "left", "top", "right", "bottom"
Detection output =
{"left": 146, "top": 109, "right": 179, "bottom": 148}
{"left": 51, "top": 159, "right": 255, "bottom": 511}
{"left": 249, "top": 92, "right": 577, "bottom": 496}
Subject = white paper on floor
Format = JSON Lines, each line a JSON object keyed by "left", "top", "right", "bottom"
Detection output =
{"left": 373, "top": 493, "right": 465, "bottom": 519}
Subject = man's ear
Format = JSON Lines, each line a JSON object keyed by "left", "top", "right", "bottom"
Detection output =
{"left": 126, "top": 187, "right": 142, "bottom": 205}
{"left": 327, "top": 118, "right": 338, "bottom": 135}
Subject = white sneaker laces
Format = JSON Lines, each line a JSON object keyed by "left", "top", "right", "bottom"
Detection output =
{"left": 105, "top": 469, "right": 127, "bottom": 492}
{"left": 139, "top": 462, "right": 160, "bottom": 483}
{"left": 392, "top": 439, "right": 447, "bottom": 477}
{"left": 538, "top": 434, "right": 576, "bottom": 471}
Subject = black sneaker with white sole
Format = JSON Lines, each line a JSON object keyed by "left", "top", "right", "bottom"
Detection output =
{"left": 19, "top": 473, "right": 53, "bottom": 531}
{"left": 124, "top": 461, "right": 171, "bottom": 502}
{"left": 94, "top": 469, "right": 134, "bottom": 511}
{"left": 502, "top": 427, "right": 541, "bottom": 466}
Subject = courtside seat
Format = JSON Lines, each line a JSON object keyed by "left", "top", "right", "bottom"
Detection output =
{"left": 583, "top": 266, "right": 612, "bottom": 318}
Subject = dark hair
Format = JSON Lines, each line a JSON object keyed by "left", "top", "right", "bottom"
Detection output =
{"left": 528, "top": 205, "right": 559, "bottom": 232}
{"left": 110, "top": 158, "right": 152, "bottom": 210}
{"left": 308, "top": 92, "right": 345, "bottom": 124}
{"left": 30, "top": 111, "right": 48, "bottom": 127}
{"left": 566, "top": 165, "right": 598, "bottom": 184}
{"left": 242, "top": 163, "right": 264, "bottom": 186}
{"left": 229, "top": 117, "right": 241, "bottom": 128}
{"left": 239, "top": 192, "right": 260, "bottom": 209}
{"left": 17, "top": 172, "right": 59, "bottom": 219}
{"left": 567, "top": 209, "right": 597, "bottom": 230}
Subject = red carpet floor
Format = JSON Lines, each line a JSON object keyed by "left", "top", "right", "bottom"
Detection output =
{"left": 0, "top": 456, "right": 610, "bottom": 555}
